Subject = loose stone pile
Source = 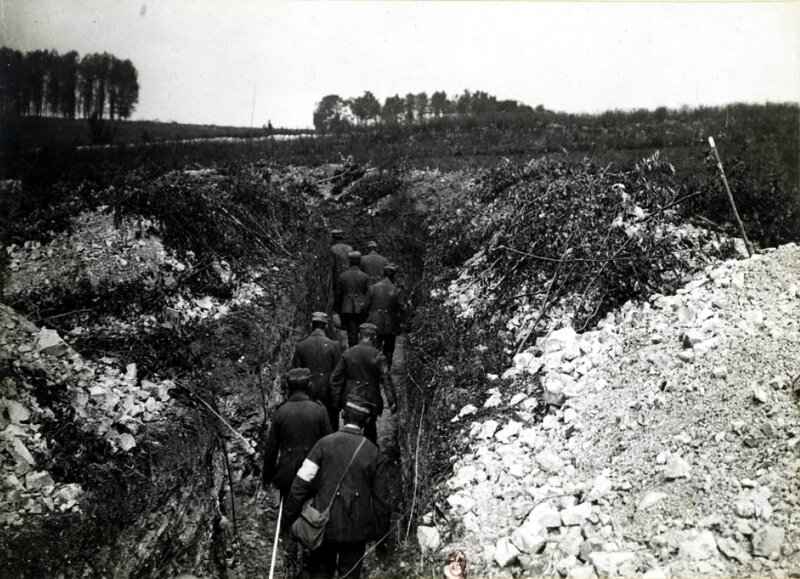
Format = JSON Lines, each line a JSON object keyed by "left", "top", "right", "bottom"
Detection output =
{"left": 430, "top": 243, "right": 800, "bottom": 577}
{"left": 0, "top": 304, "right": 178, "bottom": 527}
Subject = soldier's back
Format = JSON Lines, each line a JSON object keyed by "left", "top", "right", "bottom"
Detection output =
{"left": 360, "top": 252, "right": 389, "bottom": 284}
{"left": 270, "top": 395, "right": 331, "bottom": 490}
{"left": 338, "top": 268, "right": 370, "bottom": 314}
{"left": 367, "top": 280, "right": 403, "bottom": 334}
{"left": 330, "top": 243, "right": 352, "bottom": 276}
{"left": 311, "top": 429, "right": 384, "bottom": 542}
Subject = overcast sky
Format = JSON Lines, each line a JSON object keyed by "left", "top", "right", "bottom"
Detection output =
{"left": 2, "top": 1, "right": 798, "bottom": 128}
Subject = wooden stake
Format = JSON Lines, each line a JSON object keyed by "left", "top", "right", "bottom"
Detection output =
{"left": 708, "top": 136, "right": 753, "bottom": 257}
{"left": 269, "top": 496, "right": 283, "bottom": 579}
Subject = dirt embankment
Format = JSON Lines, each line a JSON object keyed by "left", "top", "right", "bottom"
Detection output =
{"left": 0, "top": 166, "right": 327, "bottom": 577}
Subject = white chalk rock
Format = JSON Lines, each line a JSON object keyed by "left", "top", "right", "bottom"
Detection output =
{"left": 513, "top": 351, "right": 544, "bottom": 375}
{"left": 588, "top": 551, "right": 636, "bottom": 577}
{"left": 561, "top": 502, "right": 592, "bottom": 526}
{"left": 476, "top": 420, "right": 499, "bottom": 440}
{"left": 511, "top": 525, "right": 547, "bottom": 554}
{"left": 717, "top": 537, "right": 751, "bottom": 564}
{"left": 495, "top": 420, "right": 523, "bottom": 443}
{"left": 525, "top": 502, "right": 562, "bottom": 529}
{"left": 664, "top": 455, "right": 691, "bottom": 480}
{"left": 545, "top": 326, "right": 579, "bottom": 353}
{"left": 195, "top": 296, "right": 214, "bottom": 310}
{"left": 483, "top": 390, "right": 502, "bottom": 408}
{"left": 37, "top": 328, "right": 68, "bottom": 356}
{"left": 588, "top": 475, "right": 613, "bottom": 502}
{"left": 638, "top": 491, "right": 668, "bottom": 511}
{"left": 116, "top": 433, "right": 137, "bottom": 452}
{"left": 452, "top": 404, "right": 478, "bottom": 422}
{"left": 3, "top": 399, "right": 31, "bottom": 424}
{"left": 678, "top": 530, "right": 718, "bottom": 560}
{"left": 536, "top": 448, "right": 565, "bottom": 473}
{"left": 25, "top": 470, "right": 54, "bottom": 490}
{"left": 751, "top": 525, "right": 784, "bottom": 557}
{"left": 494, "top": 536, "right": 520, "bottom": 567}
{"left": 509, "top": 393, "right": 528, "bottom": 407}
{"left": 567, "top": 565, "right": 597, "bottom": 579}
{"left": 417, "top": 525, "right": 440, "bottom": 552}
{"left": 642, "top": 568, "right": 670, "bottom": 579}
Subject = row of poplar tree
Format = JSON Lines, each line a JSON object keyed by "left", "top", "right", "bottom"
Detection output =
{"left": 313, "top": 90, "right": 540, "bottom": 133}
{"left": 0, "top": 47, "right": 139, "bottom": 120}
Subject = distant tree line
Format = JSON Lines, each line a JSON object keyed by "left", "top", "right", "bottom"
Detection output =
{"left": 313, "top": 90, "right": 542, "bottom": 133}
{"left": 0, "top": 47, "right": 139, "bottom": 120}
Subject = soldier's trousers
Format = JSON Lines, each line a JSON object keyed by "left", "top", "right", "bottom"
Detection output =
{"left": 277, "top": 490, "right": 302, "bottom": 576}
{"left": 341, "top": 313, "right": 363, "bottom": 348}
{"left": 374, "top": 333, "right": 397, "bottom": 371}
{"left": 307, "top": 540, "right": 367, "bottom": 579}
{"left": 364, "top": 415, "right": 378, "bottom": 446}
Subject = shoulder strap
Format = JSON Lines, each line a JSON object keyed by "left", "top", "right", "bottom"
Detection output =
{"left": 325, "top": 437, "right": 367, "bottom": 512}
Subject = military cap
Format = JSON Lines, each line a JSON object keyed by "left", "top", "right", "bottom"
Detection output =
{"left": 346, "top": 399, "right": 377, "bottom": 415}
{"left": 358, "top": 322, "right": 378, "bottom": 335}
{"left": 286, "top": 368, "right": 311, "bottom": 384}
{"left": 348, "top": 251, "right": 362, "bottom": 264}
{"left": 311, "top": 311, "right": 329, "bottom": 324}
{"left": 367, "top": 241, "right": 378, "bottom": 249}
{"left": 331, "top": 229, "right": 344, "bottom": 237}
{"left": 383, "top": 263, "right": 398, "bottom": 275}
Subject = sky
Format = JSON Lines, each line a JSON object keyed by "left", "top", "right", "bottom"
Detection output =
{"left": 2, "top": 1, "right": 798, "bottom": 128}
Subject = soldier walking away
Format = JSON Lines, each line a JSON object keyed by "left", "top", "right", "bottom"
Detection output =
{"left": 292, "top": 312, "right": 342, "bottom": 429}
{"left": 329, "top": 229, "right": 352, "bottom": 293}
{"left": 330, "top": 323, "right": 397, "bottom": 445}
{"left": 365, "top": 263, "right": 406, "bottom": 372}
{"left": 285, "top": 400, "right": 392, "bottom": 579}
{"left": 334, "top": 251, "right": 369, "bottom": 347}
{"left": 261, "top": 368, "right": 332, "bottom": 576}
{"left": 359, "top": 240, "right": 389, "bottom": 286}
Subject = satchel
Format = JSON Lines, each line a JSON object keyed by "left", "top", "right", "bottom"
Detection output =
{"left": 290, "top": 438, "right": 366, "bottom": 550}
{"left": 290, "top": 498, "right": 329, "bottom": 551}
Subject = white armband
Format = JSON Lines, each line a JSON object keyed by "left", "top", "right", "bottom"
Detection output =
{"left": 297, "top": 458, "right": 319, "bottom": 482}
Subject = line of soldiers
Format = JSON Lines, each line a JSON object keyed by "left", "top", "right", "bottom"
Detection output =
{"left": 259, "top": 231, "right": 407, "bottom": 578}
{"left": 261, "top": 368, "right": 388, "bottom": 578}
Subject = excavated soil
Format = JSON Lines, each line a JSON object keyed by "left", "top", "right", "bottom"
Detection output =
{"left": 434, "top": 243, "right": 800, "bottom": 578}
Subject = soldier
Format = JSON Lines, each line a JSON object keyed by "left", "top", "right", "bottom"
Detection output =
{"left": 365, "top": 263, "right": 406, "bottom": 372}
{"left": 359, "top": 240, "right": 389, "bottom": 286}
{"left": 261, "top": 368, "right": 332, "bottom": 574}
{"left": 285, "top": 400, "right": 391, "bottom": 579}
{"left": 330, "top": 323, "right": 397, "bottom": 445}
{"left": 329, "top": 229, "right": 352, "bottom": 292}
{"left": 292, "top": 312, "right": 342, "bottom": 429}
{"left": 334, "top": 251, "right": 370, "bottom": 347}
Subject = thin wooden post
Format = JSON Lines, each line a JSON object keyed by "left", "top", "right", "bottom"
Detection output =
{"left": 268, "top": 496, "right": 283, "bottom": 579}
{"left": 708, "top": 136, "right": 753, "bottom": 257}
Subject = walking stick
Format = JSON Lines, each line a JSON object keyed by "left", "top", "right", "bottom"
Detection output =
{"left": 269, "top": 496, "right": 284, "bottom": 579}
{"left": 708, "top": 136, "right": 754, "bottom": 257}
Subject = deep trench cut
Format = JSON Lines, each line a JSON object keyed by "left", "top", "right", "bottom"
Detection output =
{"left": 208, "top": 180, "right": 433, "bottom": 577}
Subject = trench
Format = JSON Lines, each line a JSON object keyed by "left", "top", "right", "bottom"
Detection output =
{"left": 212, "top": 184, "right": 432, "bottom": 578}
{"left": 0, "top": 168, "right": 441, "bottom": 579}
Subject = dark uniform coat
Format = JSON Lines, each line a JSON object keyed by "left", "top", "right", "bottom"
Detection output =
{"left": 330, "top": 243, "right": 353, "bottom": 283}
{"left": 365, "top": 278, "right": 406, "bottom": 335}
{"left": 360, "top": 252, "right": 389, "bottom": 286}
{"left": 261, "top": 393, "right": 332, "bottom": 493}
{"left": 292, "top": 329, "right": 342, "bottom": 407}
{"left": 330, "top": 343, "right": 395, "bottom": 415}
{"left": 285, "top": 426, "right": 391, "bottom": 543}
{"left": 335, "top": 266, "right": 369, "bottom": 315}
